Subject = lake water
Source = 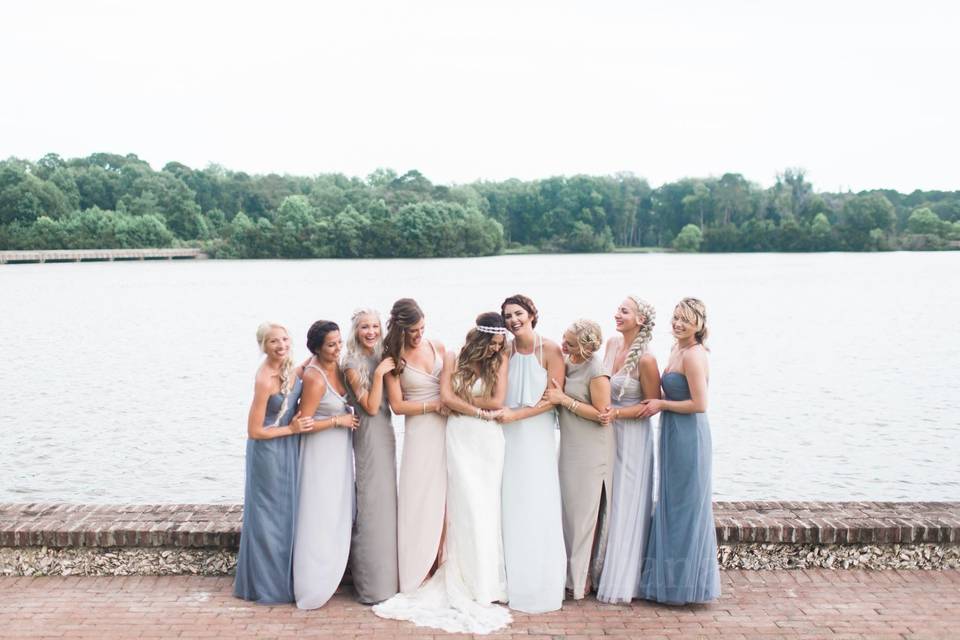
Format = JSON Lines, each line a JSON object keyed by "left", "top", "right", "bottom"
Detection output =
{"left": 1, "top": 252, "right": 958, "bottom": 503}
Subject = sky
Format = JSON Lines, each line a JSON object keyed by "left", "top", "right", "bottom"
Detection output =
{"left": 1, "top": 0, "right": 957, "bottom": 192}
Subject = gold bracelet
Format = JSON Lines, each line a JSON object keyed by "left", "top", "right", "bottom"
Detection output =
{"left": 333, "top": 415, "right": 339, "bottom": 428}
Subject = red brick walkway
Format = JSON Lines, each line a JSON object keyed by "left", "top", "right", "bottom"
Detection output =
{"left": 2, "top": 571, "right": 958, "bottom": 639}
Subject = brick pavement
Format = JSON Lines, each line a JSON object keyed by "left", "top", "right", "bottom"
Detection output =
{"left": 1, "top": 570, "right": 958, "bottom": 639}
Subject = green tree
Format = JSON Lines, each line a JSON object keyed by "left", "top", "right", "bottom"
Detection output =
{"left": 672, "top": 224, "right": 703, "bottom": 252}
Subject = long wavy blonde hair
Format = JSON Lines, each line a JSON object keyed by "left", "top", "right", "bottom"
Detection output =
{"left": 256, "top": 321, "right": 296, "bottom": 396}
{"left": 617, "top": 296, "right": 656, "bottom": 399}
{"left": 344, "top": 308, "right": 383, "bottom": 393}
{"left": 452, "top": 312, "right": 505, "bottom": 401}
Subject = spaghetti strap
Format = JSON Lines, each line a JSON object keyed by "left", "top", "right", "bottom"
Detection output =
{"left": 537, "top": 334, "right": 544, "bottom": 368}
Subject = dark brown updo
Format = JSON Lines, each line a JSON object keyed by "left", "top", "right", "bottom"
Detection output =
{"left": 306, "top": 320, "right": 339, "bottom": 356}
{"left": 501, "top": 294, "right": 538, "bottom": 328}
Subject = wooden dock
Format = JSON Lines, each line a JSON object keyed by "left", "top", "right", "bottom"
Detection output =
{"left": 0, "top": 248, "right": 207, "bottom": 264}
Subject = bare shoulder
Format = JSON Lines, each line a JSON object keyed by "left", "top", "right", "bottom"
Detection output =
{"left": 606, "top": 335, "right": 623, "bottom": 352}
{"left": 682, "top": 345, "right": 709, "bottom": 368}
{"left": 639, "top": 352, "right": 659, "bottom": 367}
{"left": 542, "top": 338, "right": 563, "bottom": 359}
{"left": 253, "top": 367, "right": 275, "bottom": 394}
{"left": 301, "top": 365, "right": 326, "bottom": 390}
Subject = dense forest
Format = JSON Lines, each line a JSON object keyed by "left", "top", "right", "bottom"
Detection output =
{"left": 1, "top": 153, "right": 958, "bottom": 257}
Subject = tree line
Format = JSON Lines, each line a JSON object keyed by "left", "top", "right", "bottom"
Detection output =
{"left": 1, "top": 153, "right": 957, "bottom": 257}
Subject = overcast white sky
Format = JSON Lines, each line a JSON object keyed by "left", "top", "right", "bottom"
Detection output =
{"left": 1, "top": 0, "right": 957, "bottom": 192}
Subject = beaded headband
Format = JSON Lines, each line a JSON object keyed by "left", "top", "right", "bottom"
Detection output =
{"left": 476, "top": 325, "right": 507, "bottom": 335}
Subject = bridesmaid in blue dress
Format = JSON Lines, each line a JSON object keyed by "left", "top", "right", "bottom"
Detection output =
{"left": 638, "top": 297, "right": 720, "bottom": 604}
{"left": 497, "top": 294, "right": 567, "bottom": 613}
{"left": 234, "top": 322, "right": 306, "bottom": 604}
{"left": 293, "top": 320, "right": 360, "bottom": 610}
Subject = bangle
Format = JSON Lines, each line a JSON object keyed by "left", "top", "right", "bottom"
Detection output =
{"left": 422, "top": 402, "right": 427, "bottom": 415}
{"left": 333, "top": 415, "right": 339, "bottom": 428}
{"left": 570, "top": 401, "right": 579, "bottom": 415}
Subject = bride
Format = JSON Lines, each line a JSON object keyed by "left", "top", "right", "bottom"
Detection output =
{"left": 373, "top": 312, "right": 512, "bottom": 634}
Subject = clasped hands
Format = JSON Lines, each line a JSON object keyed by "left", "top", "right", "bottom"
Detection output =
{"left": 290, "top": 410, "right": 360, "bottom": 433}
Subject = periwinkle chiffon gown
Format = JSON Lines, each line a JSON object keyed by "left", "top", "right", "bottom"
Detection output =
{"left": 596, "top": 355, "right": 655, "bottom": 604}
{"left": 396, "top": 341, "right": 447, "bottom": 594}
{"left": 374, "top": 379, "right": 511, "bottom": 634}
{"left": 345, "top": 352, "right": 399, "bottom": 604}
{"left": 557, "top": 353, "right": 614, "bottom": 599}
{"left": 501, "top": 336, "right": 566, "bottom": 613}
{"left": 293, "top": 366, "right": 355, "bottom": 610}
{"left": 234, "top": 378, "right": 303, "bottom": 603}
{"left": 639, "top": 372, "right": 720, "bottom": 604}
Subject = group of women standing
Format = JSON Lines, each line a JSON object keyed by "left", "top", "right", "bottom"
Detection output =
{"left": 233, "top": 294, "right": 720, "bottom": 634}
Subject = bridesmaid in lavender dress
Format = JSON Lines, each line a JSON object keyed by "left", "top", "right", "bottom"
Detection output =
{"left": 383, "top": 298, "right": 449, "bottom": 594}
{"left": 292, "top": 320, "right": 359, "bottom": 610}
{"left": 596, "top": 296, "right": 662, "bottom": 604}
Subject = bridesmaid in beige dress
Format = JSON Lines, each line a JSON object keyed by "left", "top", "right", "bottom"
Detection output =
{"left": 384, "top": 298, "right": 449, "bottom": 594}
{"left": 541, "top": 319, "right": 614, "bottom": 599}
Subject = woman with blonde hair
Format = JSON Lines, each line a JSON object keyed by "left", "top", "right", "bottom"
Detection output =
{"left": 383, "top": 298, "right": 449, "bottom": 594}
{"left": 374, "top": 312, "right": 512, "bottom": 634}
{"left": 234, "top": 322, "right": 307, "bottom": 604}
{"left": 638, "top": 297, "right": 720, "bottom": 604}
{"left": 342, "top": 308, "right": 398, "bottom": 604}
{"left": 540, "top": 318, "right": 614, "bottom": 600}
{"left": 595, "top": 296, "right": 662, "bottom": 604}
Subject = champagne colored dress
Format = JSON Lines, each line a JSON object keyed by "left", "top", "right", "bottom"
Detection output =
{"left": 557, "top": 353, "right": 614, "bottom": 599}
{"left": 596, "top": 346, "right": 655, "bottom": 604}
{"left": 500, "top": 335, "right": 566, "bottom": 613}
{"left": 293, "top": 366, "right": 355, "bottom": 610}
{"left": 345, "top": 352, "right": 399, "bottom": 604}
{"left": 639, "top": 372, "right": 720, "bottom": 604}
{"left": 397, "top": 341, "right": 447, "bottom": 594}
{"left": 374, "top": 379, "right": 511, "bottom": 634}
{"left": 234, "top": 378, "right": 302, "bottom": 604}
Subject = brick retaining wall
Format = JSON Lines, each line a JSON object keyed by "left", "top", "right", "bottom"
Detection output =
{"left": 1, "top": 502, "right": 958, "bottom": 576}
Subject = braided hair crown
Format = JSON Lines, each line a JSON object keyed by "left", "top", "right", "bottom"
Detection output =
{"left": 617, "top": 296, "right": 656, "bottom": 398}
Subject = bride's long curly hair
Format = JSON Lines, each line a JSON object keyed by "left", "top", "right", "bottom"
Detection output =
{"left": 452, "top": 312, "right": 505, "bottom": 401}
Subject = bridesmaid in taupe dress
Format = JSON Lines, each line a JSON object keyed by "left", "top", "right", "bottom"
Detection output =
{"left": 541, "top": 319, "right": 614, "bottom": 599}
{"left": 383, "top": 298, "right": 449, "bottom": 594}
{"left": 343, "top": 308, "right": 399, "bottom": 604}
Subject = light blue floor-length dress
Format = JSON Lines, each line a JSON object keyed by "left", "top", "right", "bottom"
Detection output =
{"left": 500, "top": 336, "right": 566, "bottom": 613}
{"left": 293, "top": 366, "right": 355, "bottom": 610}
{"left": 234, "top": 377, "right": 303, "bottom": 604}
{"left": 639, "top": 372, "right": 720, "bottom": 604}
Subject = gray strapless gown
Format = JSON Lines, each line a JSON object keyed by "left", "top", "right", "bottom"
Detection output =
{"left": 293, "top": 367, "right": 355, "bottom": 609}
{"left": 234, "top": 378, "right": 303, "bottom": 604}
{"left": 639, "top": 372, "right": 720, "bottom": 604}
{"left": 345, "top": 353, "right": 399, "bottom": 604}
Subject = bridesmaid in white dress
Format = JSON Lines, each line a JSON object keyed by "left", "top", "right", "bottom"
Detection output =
{"left": 374, "top": 312, "right": 512, "bottom": 634}
{"left": 383, "top": 298, "right": 449, "bottom": 594}
{"left": 293, "top": 320, "right": 359, "bottom": 610}
{"left": 596, "top": 296, "right": 662, "bottom": 604}
{"left": 497, "top": 294, "right": 567, "bottom": 614}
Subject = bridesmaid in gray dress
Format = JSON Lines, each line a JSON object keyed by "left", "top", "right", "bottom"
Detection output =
{"left": 293, "top": 320, "right": 360, "bottom": 610}
{"left": 596, "top": 296, "right": 662, "bottom": 604}
{"left": 342, "top": 308, "right": 399, "bottom": 604}
{"left": 235, "top": 322, "right": 305, "bottom": 604}
{"left": 639, "top": 298, "right": 720, "bottom": 604}
{"left": 541, "top": 319, "right": 614, "bottom": 600}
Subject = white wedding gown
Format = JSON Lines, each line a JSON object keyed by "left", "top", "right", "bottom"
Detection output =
{"left": 373, "top": 381, "right": 511, "bottom": 634}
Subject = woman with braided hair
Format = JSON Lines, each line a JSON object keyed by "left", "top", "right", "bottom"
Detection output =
{"left": 638, "top": 297, "right": 720, "bottom": 604}
{"left": 595, "top": 296, "right": 662, "bottom": 604}
{"left": 540, "top": 318, "right": 614, "bottom": 600}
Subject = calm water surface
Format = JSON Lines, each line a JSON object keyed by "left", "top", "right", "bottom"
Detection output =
{"left": 1, "top": 252, "right": 958, "bottom": 503}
